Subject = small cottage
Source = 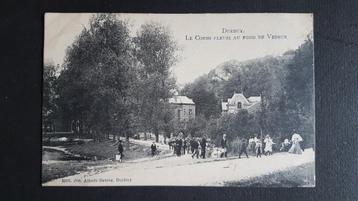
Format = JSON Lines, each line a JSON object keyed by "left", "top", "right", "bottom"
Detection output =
{"left": 222, "top": 93, "right": 261, "bottom": 114}
{"left": 168, "top": 95, "right": 196, "bottom": 122}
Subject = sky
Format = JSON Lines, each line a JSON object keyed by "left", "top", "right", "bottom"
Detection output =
{"left": 44, "top": 13, "right": 313, "bottom": 86}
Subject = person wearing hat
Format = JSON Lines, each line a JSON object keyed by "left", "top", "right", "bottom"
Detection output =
{"left": 288, "top": 129, "right": 303, "bottom": 154}
{"left": 221, "top": 134, "right": 228, "bottom": 157}
{"left": 200, "top": 136, "right": 207, "bottom": 159}
{"left": 151, "top": 141, "right": 157, "bottom": 157}
{"left": 117, "top": 140, "right": 124, "bottom": 162}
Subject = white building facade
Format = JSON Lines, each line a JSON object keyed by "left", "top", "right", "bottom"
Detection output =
{"left": 222, "top": 93, "right": 261, "bottom": 114}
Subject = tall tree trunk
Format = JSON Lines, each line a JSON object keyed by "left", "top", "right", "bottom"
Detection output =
{"left": 154, "top": 126, "right": 159, "bottom": 143}
{"left": 125, "top": 132, "right": 130, "bottom": 149}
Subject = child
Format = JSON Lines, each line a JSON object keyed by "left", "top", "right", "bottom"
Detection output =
{"left": 280, "top": 139, "right": 291, "bottom": 152}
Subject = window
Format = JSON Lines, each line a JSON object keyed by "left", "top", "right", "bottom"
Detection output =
{"left": 189, "top": 109, "right": 192, "bottom": 115}
{"left": 237, "top": 102, "right": 242, "bottom": 109}
{"left": 177, "top": 109, "right": 181, "bottom": 118}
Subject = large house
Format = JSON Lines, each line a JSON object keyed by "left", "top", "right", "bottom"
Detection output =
{"left": 221, "top": 93, "right": 261, "bottom": 114}
{"left": 168, "top": 95, "right": 195, "bottom": 122}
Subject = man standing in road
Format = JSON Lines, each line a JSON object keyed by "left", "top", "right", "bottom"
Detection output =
{"left": 117, "top": 140, "right": 124, "bottom": 162}
{"left": 191, "top": 139, "right": 199, "bottom": 159}
{"left": 221, "top": 134, "right": 228, "bottom": 157}
{"left": 239, "top": 138, "right": 249, "bottom": 159}
{"left": 151, "top": 141, "right": 157, "bottom": 157}
{"left": 200, "top": 136, "right": 207, "bottom": 159}
{"left": 176, "top": 138, "right": 183, "bottom": 156}
{"left": 183, "top": 139, "right": 187, "bottom": 155}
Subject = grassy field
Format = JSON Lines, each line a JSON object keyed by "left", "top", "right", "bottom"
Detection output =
{"left": 224, "top": 162, "right": 315, "bottom": 187}
{"left": 42, "top": 139, "right": 170, "bottom": 183}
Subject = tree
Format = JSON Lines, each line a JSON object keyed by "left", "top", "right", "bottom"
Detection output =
{"left": 134, "top": 22, "right": 178, "bottom": 142}
{"left": 57, "top": 14, "right": 135, "bottom": 141}
{"left": 285, "top": 37, "right": 314, "bottom": 147}
{"left": 43, "top": 62, "right": 58, "bottom": 132}
{"left": 185, "top": 115, "right": 207, "bottom": 137}
{"left": 181, "top": 76, "right": 221, "bottom": 119}
{"left": 159, "top": 102, "right": 176, "bottom": 143}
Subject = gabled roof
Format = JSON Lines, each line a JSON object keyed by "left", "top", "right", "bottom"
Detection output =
{"left": 228, "top": 93, "right": 250, "bottom": 105}
{"left": 169, "top": 96, "right": 195, "bottom": 105}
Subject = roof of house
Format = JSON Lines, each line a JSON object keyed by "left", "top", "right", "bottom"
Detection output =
{"left": 247, "top": 96, "right": 261, "bottom": 103}
{"left": 228, "top": 93, "right": 250, "bottom": 105}
{"left": 247, "top": 101, "right": 261, "bottom": 112}
{"left": 168, "top": 96, "right": 195, "bottom": 105}
{"left": 222, "top": 93, "right": 261, "bottom": 113}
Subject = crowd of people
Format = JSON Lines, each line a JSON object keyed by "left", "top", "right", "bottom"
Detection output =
{"left": 116, "top": 129, "right": 305, "bottom": 162}
{"left": 168, "top": 134, "right": 209, "bottom": 159}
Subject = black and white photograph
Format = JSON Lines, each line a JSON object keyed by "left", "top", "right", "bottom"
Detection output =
{"left": 42, "top": 13, "right": 314, "bottom": 187}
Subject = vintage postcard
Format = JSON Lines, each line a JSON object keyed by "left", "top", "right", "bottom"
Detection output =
{"left": 42, "top": 13, "right": 314, "bottom": 187}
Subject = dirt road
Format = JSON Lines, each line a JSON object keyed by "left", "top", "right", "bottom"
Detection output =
{"left": 44, "top": 148, "right": 314, "bottom": 186}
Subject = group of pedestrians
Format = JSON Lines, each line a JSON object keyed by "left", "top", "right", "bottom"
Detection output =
{"left": 168, "top": 137, "right": 186, "bottom": 157}
{"left": 221, "top": 129, "right": 304, "bottom": 159}
{"left": 168, "top": 135, "right": 209, "bottom": 159}
{"left": 190, "top": 137, "right": 208, "bottom": 159}
{"left": 247, "top": 135, "right": 274, "bottom": 158}
{"left": 116, "top": 129, "right": 305, "bottom": 162}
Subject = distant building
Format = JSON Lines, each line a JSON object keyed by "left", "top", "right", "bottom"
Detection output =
{"left": 168, "top": 95, "right": 196, "bottom": 122}
{"left": 221, "top": 93, "right": 261, "bottom": 114}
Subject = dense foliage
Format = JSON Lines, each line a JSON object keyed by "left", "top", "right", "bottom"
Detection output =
{"left": 181, "top": 38, "right": 314, "bottom": 147}
{"left": 47, "top": 14, "right": 178, "bottom": 142}
{"left": 44, "top": 14, "right": 314, "bottom": 147}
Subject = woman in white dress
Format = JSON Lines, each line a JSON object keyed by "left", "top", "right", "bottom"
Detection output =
{"left": 264, "top": 135, "right": 274, "bottom": 155}
{"left": 288, "top": 130, "right": 303, "bottom": 154}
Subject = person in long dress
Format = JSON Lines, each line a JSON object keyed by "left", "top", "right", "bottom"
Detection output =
{"left": 288, "top": 130, "right": 303, "bottom": 154}
{"left": 264, "top": 135, "right": 274, "bottom": 155}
